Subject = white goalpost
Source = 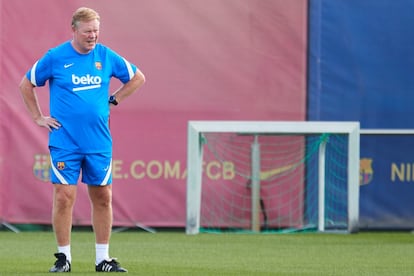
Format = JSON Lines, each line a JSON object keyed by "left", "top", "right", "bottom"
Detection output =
{"left": 186, "top": 121, "right": 360, "bottom": 234}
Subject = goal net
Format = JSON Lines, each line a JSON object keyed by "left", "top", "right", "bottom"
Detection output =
{"left": 186, "top": 121, "right": 360, "bottom": 234}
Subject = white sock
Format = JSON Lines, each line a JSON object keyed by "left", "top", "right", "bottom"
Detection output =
{"left": 58, "top": 245, "right": 71, "bottom": 263}
{"left": 96, "top": 243, "right": 109, "bottom": 265}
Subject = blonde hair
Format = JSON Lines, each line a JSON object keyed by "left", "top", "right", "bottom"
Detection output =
{"left": 71, "top": 7, "right": 100, "bottom": 28}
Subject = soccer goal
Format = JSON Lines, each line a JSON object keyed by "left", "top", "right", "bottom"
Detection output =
{"left": 186, "top": 121, "right": 360, "bottom": 234}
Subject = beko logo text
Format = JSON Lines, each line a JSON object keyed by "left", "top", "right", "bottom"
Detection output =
{"left": 72, "top": 74, "right": 102, "bottom": 85}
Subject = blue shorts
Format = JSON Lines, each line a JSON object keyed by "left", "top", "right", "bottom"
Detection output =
{"left": 49, "top": 147, "right": 112, "bottom": 186}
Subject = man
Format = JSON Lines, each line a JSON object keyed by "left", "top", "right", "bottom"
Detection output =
{"left": 19, "top": 7, "right": 145, "bottom": 273}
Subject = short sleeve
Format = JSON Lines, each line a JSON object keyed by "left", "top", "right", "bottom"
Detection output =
{"left": 25, "top": 50, "right": 54, "bottom": 87}
{"left": 106, "top": 47, "right": 137, "bottom": 83}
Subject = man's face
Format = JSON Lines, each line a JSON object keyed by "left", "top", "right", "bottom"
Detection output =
{"left": 72, "top": 19, "right": 100, "bottom": 54}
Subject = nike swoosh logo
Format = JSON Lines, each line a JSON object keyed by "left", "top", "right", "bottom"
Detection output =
{"left": 260, "top": 164, "right": 295, "bottom": 180}
{"left": 64, "top": 63, "right": 74, "bottom": 68}
{"left": 246, "top": 164, "right": 296, "bottom": 188}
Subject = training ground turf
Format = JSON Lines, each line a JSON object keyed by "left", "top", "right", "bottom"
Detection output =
{"left": 0, "top": 230, "right": 413, "bottom": 275}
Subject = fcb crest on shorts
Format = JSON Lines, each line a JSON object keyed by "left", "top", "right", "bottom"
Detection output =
{"left": 95, "top": 61, "right": 102, "bottom": 70}
{"left": 57, "top": 161, "right": 65, "bottom": 170}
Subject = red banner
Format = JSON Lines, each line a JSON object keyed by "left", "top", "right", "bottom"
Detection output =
{"left": 0, "top": 0, "right": 308, "bottom": 227}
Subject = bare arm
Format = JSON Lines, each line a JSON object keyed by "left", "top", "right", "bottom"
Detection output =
{"left": 19, "top": 76, "right": 61, "bottom": 131}
{"left": 111, "top": 68, "right": 146, "bottom": 104}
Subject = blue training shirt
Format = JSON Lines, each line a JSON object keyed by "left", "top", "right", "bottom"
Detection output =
{"left": 26, "top": 41, "right": 137, "bottom": 153}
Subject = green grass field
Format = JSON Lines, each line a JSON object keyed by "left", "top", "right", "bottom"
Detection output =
{"left": 0, "top": 230, "right": 414, "bottom": 275}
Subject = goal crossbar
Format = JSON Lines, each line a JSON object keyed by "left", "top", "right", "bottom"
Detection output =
{"left": 186, "top": 121, "right": 360, "bottom": 234}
